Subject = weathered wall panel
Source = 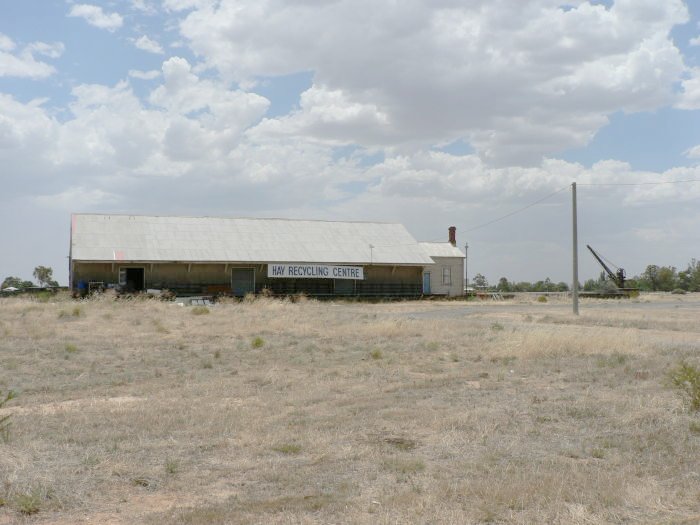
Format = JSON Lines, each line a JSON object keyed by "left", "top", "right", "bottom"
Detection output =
{"left": 425, "top": 256, "right": 464, "bottom": 296}
{"left": 72, "top": 262, "right": 423, "bottom": 296}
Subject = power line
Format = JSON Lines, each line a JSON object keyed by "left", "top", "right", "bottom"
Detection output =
{"left": 578, "top": 179, "right": 700, "bottom": 187}
{"left": 463, "top": 178, "right": 700, "bottom": 235}
{"left": 464, "top": 185, "right": 569, "bottom": 233}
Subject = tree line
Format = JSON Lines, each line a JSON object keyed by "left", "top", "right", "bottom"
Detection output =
{"left": 1, "top": 266, "right": 58, "bottom": 290}
{"left": 474, "top": 258, "right": 700, "bottom": 293}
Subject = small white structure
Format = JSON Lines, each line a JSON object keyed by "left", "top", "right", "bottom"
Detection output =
{"left": 420, "top": 227, "right": 465, "bottom": 297}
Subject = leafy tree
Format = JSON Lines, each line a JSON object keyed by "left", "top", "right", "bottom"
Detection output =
{"left": 625, "top": 277, "right": 639, "bottom": 290}
{"left": 596, "top": 271, "right": 608, "bottom": 287}
{"left": 33, "top": 266, "right": 57, "bottom": 287}
{"left": 513, "top": 282, "right": 532, "bottom": 292}
{"left": 690, "top": 259, "right": 700, "bottom": 291}
{"left": 637, "top": 265, "right": 678, "bottom": 291}
{"left": 473, "top": 273, "right": 489, "bottom": 289}
{"left": 599, "top": 279, "right": 620, "bottom": 293}
{"left": 1, "top": 277, "right": 33, "bottom": 290}
{"left": 496, "top": 277, "right": 511, "bottom": 292}
{"left": 2, "top": 276, "right": 22, "bottom": 289}
{"left": 678, "top": 269, "right": 692, "bottom": 291}
{"left": 639, "top": 265, "right": 659, "bottom": 291}
{"left": 583, "top": 279, "right": 597, "bottom": 291}
{"left": 656, "top": 266, "right": 678, "bottom": 292}
{"left": 531, "top": 279, "right": 554, "bottom": 292}
{"left": 678, "top": 260, "right": 700, "bottom": 292}
{"left": 555, "top": 282, "right": 569, "bottom": 292}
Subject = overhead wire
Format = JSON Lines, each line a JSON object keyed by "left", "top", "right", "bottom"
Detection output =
{"left": 461, "top": 178, "right": 700, "bottom": 235}
{"left": 403, "top": 178, "right": 700, "bottom": 249}
{"left": 577, "top": 179, "right": 700, "bottom": 186}
{"left": 464, "top": 185, "right": 570, "bottom": 233}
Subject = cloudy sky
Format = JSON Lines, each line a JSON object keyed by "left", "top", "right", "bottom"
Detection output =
{"left": 1, "top": 0, "right": 700, "bottom": 285}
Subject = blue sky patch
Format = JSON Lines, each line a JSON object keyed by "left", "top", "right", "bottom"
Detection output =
{"left": 251, "top": 71, "right": 314, "bottom": 118}
{"left": 562, "top": 109, "right": 700, "bottom": 171}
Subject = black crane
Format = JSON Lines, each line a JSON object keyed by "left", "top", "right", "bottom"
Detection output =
{"left": 586, "top": 245, "right": 626, "bottom": 289}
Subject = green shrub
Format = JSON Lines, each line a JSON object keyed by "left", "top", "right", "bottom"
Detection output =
{"left": 165, "top": 458, "right": 180, "bottom": 475}
{"left": 64, "top": 343, "right": 78, "bottom": 354}
{"left": 596, "top": 353, "right": 627, "bottom": 368}
{"left": 59, "top": 306, "right": 83, "bottom": 319}
{"left": 153, "top": 319, "right": 169, "bottom": 333}
{"left": 251, "top": 336, "right": 265, "bottom": 349}
{"left": 591, "top": 448, "right": 605, "bottom": 459}
{"left": 537, "top": 295, "right": 547, "bottom": 303}
{"left": 14, "top": 491, "right": 41, "bottom": 515}
{"left": 369, "top": 348, "right": 383, "bottom": 360}
{"left": 272, "top": 443, "right": 301, "bottom": 454}
{"left": 669, "top": 361, "right": 700, "bottom": 411}
{"left": 35, "top": 291, "right": 53, "bottom": 303}
{"left": 671, "top": 288, "right": 687, "bottom": 295}
{"left": 490, "top": 322, "right": 504, "bottom": 331}
{"left": 191, "top": 306, "right": 210, "bottom": 315}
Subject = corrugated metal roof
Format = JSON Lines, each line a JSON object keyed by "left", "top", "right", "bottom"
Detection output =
{"left": 419, "top": 242, "right": 465, "bottom": 258}
{"left": 71, "top": 214, "right": 435, "bottom": 265}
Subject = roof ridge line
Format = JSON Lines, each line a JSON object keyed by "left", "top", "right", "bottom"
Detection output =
{"left": 71, "top": 213, "right": 401, "bottom": 225}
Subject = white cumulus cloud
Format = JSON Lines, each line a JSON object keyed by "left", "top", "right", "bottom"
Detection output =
{"left": 163, "top": 0, "right": 214, "bottom": 12}
{"left": 130, "top": 0, "right": 157, "bottom": 15}
{"left": 677, "top": 68, "right": 700, "bottom": 110}
{"left": 0, "top": 33, "right": 64, "bottom": 79}
{"left": 26, "top": 41, "right": 65, "bottom": 59}
{"left": 68, "top": 4, "right": 123, "bottom": 32}
{"left": 171, "top": 0, "right": 690, "bottom": 166}
{"left": 128, "top": 69, "right": 161, "bottom": 80}
{"left": 133, "top": 35, "right": 164, "bottom": 54}
{"left": 0, "top": 33, "right": 14, "bottom": 52}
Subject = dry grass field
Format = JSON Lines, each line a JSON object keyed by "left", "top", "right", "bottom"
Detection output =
{"left": 1, "top": 293, "right": 700, "bottom": 524}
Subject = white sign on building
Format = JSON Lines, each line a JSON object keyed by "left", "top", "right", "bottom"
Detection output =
{"left": 268, "top": 264, "right": 364, "bottom": 280}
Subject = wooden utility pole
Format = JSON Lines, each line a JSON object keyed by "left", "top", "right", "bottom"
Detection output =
{"left": 464, "top": 242, "right": 468, "bottom": 294}
{"left": 572, "top": 182, "right": 579, "bottom": 315}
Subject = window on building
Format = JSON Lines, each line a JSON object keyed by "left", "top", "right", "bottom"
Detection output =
{"left": 442, "top": 267, "right": 451, "bottom": 285}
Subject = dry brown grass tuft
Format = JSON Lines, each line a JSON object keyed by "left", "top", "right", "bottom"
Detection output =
{"left": 1, "top": 293, "right": 700, "bottom": 523}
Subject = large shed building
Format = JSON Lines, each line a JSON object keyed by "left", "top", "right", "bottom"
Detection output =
{"left": 69, "top": 214, "right": 452, "bottom": 297}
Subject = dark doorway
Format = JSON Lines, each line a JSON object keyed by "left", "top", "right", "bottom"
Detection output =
{"left": 334, "top": 279, "right": 355, "bottom": 295}
{"left": 125, "top": 268, "right": 145, "bottom": 292}
{"left": 231, "top": 268, "right": 255, "bottom": 296}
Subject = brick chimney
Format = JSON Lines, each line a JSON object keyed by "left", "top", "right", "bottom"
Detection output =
{"left": 448, "top": 226, "right": 456, "bottom": 246}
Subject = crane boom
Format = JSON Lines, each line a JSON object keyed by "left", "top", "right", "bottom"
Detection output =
{"left": 586, "top": 245, "right": 625, "bottom": 288}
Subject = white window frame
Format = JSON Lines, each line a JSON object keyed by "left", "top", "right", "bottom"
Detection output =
{"left": 442, "top": 266, "right": 451, "bottom": 285}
